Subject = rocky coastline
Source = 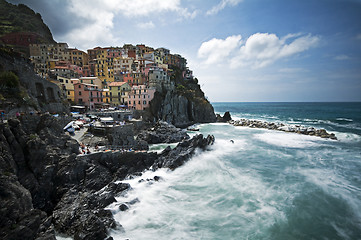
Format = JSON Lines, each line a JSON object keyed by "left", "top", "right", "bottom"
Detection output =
{"left": 228, "top": 117, "right": 337, "bottom": 140}
{"left": 0, "top": 114, "right": 215, "bottom": 240}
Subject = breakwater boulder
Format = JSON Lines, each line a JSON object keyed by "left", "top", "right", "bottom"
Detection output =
{"left": 229, "top": 119, "right": 337, "bottom": 140}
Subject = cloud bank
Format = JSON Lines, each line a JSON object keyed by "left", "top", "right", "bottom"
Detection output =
{"left": 30, "top": 0, "right": 197, "bottom": 49}
{"left": 198, "top": 33, "right": 320, "bottom": 68}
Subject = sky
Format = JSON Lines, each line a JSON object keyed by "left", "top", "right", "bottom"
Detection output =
{"left": 8, "top": 0, "right": 361, "bottom": 102}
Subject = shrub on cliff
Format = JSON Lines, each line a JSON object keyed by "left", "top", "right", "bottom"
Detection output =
{"left": 0, "top": 71, "right": 20, "bottom": 88}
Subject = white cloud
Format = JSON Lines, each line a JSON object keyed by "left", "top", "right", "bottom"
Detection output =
{"left": 60, "top": 0, "right": 196, "bottom": 49}
{"left": 334, "top": 55, "right": 351, "bottom": 61}
{"left": 198, "top": 33, "right": 320, "bottom": 69}
{"left": 206, "top": 0, "right": 243, "bottom": 15}
{"left": 198, "top": 35, "right": 242, "bottom": 65}
{"left": 137, "top": 21, "right": 155, "bottom": 29}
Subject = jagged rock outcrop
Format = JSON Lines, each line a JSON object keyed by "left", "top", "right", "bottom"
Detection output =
{"left": 137, "top": 120, "right": 189, "bottom": 144}
{"left": 0, "top": 114, "right": 215, "bottom": 239}
{"left": 153, "top": 134, "right": 215, "bottom": 170}
{"left": 216, "top": 111, "right": 232, "bottom": 122}
{"left": 148, "top": 89, "right": 217, "bottom": 128}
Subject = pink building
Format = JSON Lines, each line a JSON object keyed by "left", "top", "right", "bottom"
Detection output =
{"left": 74, "top": 82, "right": 103, "bottom": 110}
{"left": 128, "top": 85, "right": 156, "bottom": 110}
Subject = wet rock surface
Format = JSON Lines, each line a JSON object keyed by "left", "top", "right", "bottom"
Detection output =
{"left": 0, "top": 114, "right": 215, "bottom": 239}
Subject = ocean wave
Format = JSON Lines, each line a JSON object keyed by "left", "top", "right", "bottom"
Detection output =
{"left": 330, "top": 131, "right": 361, "bottom": 143}
{"left": 108, "top": 141, "right": 286, "bottom": 239}
{"left": 336, "top": 118, "right": 353, "bottom": 122}
{"left": 298, "top": 168, "right": 361, "bottom": 220}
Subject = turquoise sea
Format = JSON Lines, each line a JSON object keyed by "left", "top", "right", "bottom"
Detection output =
{"left": 109, "top": 102, "right": 361, "bottom": 240}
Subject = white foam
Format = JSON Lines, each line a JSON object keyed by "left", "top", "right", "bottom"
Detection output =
{"left": 109, "top": 141, "right": 286, "bottom": 239}
{"left": 336, "top": 118, "right": 353, "bottom": 122}
{"left": 331, "top": 131, "right": 361, "bottom": 143}
{"left": 299, "top": 168, "right": 361, "bottom": 220}
{"left": 253, "top": 131, "right": 325, "bottom": 148}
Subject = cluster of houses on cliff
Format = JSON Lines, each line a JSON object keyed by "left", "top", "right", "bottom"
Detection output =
{"left": 27, "top": 43, "right": 193, "bottom": 110}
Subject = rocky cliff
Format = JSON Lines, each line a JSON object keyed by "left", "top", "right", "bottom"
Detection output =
{"left": 0, "top": 114, "right": 214, "bottom": 239}
{"left": 0, "top": 47, "right": 69, "bottom": 115}
{"left": 146, "top": 68, "right": 217, "bottom": 127}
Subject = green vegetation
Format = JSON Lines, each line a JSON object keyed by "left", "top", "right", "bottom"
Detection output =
{"left": 0, "top": 71, "right": 19, "bottom": 88}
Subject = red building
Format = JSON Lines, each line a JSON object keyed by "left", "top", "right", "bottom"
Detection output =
{"left": 0, "top": 32, "right": 41, "bottom": 46}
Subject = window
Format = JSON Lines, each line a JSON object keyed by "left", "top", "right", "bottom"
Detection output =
{"left": 118, "top": 87, "right": 120, "bottom": 90}
{"left": 79, "top": 85, "right": 81, "bottom": 89}
{"left": 109, "top": 86, "right": 112, "bottom": 90}
{"left": 143, "top": 100, "right": 146, "bottom": 104}
{"left": 79, "top": 91, "right": 81, "bottom": 96}
{"left": 138, "top": 101, "right": 141, "bottom": 104}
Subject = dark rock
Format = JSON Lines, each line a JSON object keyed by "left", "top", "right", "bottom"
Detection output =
{"left": 127, "top": 198, "right": 140, "bottom": 205}
{"left": 223, "top": 112, "right": 232, "bottom": 122}
{"left": 147, "top": 89, "right": 217, "bottom": 128}
{"left": 137, "top": 121, "right": 189, "bottom": 144}
{"left": 153, "top": 134, "right": 215, "bottom": 170}
{"left": 154, "top": 176, "right": 162, "bottom": 181}
{"left": 119, "top": 204, "right": 129, "bottom": 211}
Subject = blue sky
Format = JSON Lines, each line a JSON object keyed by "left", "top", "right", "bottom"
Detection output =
{"left": 8, "top": 0, "right": 361, "bottom": 102}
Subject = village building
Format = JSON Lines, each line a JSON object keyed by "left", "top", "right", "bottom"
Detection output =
{"left": 148, "top": 67, "right": 173, "bottom": 91}
{"left": 128, "top": 85, "right": 156, "bottom": 110}
{"left": 108, "top": 82, "right": 131, "bottom": 106}
{"left": 73, "top": 82, "right": 103, "bottom": 110}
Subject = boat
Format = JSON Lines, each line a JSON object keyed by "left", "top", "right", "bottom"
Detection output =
{"left": 67, "top": 127, "right": 75, "bottom": 134}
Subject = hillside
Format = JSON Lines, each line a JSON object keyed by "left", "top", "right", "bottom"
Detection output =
{"left": 0, "top": 0, "right": 55, "bottom": 55}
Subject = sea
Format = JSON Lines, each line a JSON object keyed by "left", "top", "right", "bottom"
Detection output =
{"left": 107, "top": 102, "right": 361, "bottom": 240}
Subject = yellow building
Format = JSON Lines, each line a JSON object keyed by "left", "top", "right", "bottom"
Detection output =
{"left": 108, "top": 82, "right": 131, "bottom": 106}
{"left": 78, "top": 77, "right": 103, "bottom": 89}
{"left": 102, "top": 88, "right": 111, "bottom": 104}
{"left": 68, "top": 49, "right": 89, "bottom": 67}
{"left": 95, "top": 48, "right": 114, "bottom": 85}
{"left": 57, "top": 76, "right": 75, "bottom": 102}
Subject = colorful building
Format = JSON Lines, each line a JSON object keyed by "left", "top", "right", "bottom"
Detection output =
{"left": 128, "top": 85, "right": 156, "bottom": 110}
{"left": 57, "top": 76, "right": 75, "bottom": 102}
{"left": 68, "top": 48, "right": 89, "bottom": 67}
{"left": 108, "top": 82, "right": 131, "bottom": 106}
{"left": 73, "top": 82, "right": 103, "bottom": 110}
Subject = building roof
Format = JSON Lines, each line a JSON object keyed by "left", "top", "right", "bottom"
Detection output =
{"left": 108, "top": 81, "right": 127, "bottom": 87}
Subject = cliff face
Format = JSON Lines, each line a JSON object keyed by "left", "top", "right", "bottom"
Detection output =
{"left": 0, "top": 48, "right": 69, "bottom": 114}
{"left": 147, "top": 69, "right": 217, "bottom": 127}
